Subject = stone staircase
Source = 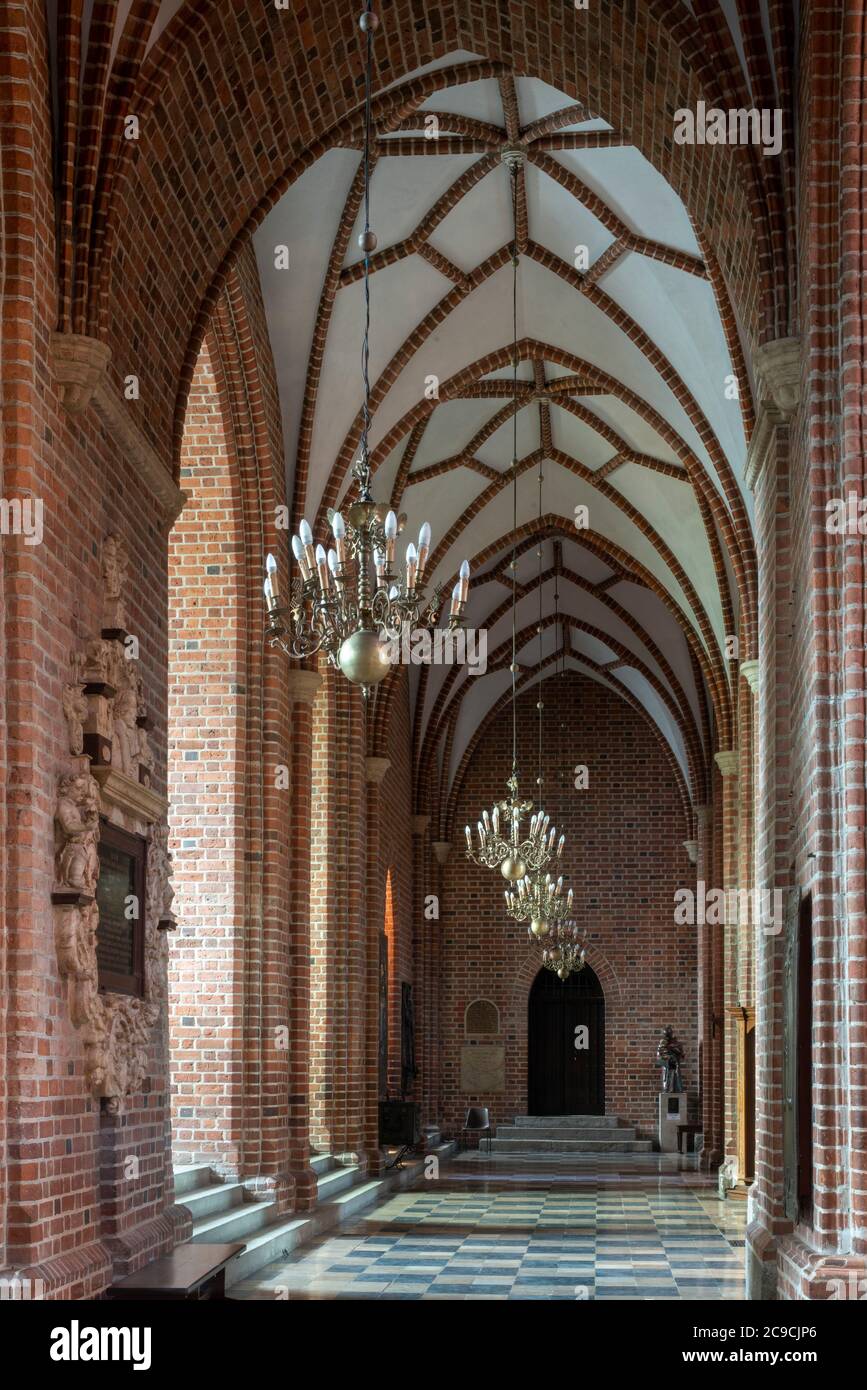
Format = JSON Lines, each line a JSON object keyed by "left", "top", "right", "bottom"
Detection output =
{"left": 490, "top": 1114, "right": 653, "bottom": 1154}
{"left": 174, "top": 1154, "right": 386, "bottom": 1288}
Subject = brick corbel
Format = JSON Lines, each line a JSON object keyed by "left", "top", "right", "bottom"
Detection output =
{"left": 49, "top": 332, "right": 187, "bottom": 525}
{"left": 432, "top": 840, "right": 451, "bottom": 865}
{"left": 745, "top": 337, "right": 800, "bottom": 493}
{"left": 714, "top": 749, "right": 739, "bottom": 779}
{"left": 365, "top": 756, "right": 391, "bottom": 784}
{"left": 285, "top": 669, "right": 322, "bottom": 704}
{"left": 740, "top": 659, "right": 759, "bottom": 695}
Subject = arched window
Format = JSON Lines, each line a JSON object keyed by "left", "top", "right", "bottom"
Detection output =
{"left": 465, "top": 998, "right": 499, "bottom": 1037}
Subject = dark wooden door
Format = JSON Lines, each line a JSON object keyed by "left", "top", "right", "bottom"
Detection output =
{"left": 528, "top": 965, "right": 604, "bottom": 1115}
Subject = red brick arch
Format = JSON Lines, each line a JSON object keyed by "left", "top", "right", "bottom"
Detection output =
{"left": 92, "top": 0, "right": 773, "bottom": 472}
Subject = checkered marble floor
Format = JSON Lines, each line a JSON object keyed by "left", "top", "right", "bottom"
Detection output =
{"left": 232, "top": 1153, "right": 746, "bottom": 1300}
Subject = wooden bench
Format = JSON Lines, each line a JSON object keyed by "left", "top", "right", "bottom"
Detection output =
{"left": 109, "top": 1242, "right": 245, "bottom": 1301}
{"left": 676, "top": 1123, "right": 702, "bottom": 1154}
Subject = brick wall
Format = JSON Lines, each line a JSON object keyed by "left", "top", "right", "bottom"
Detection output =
{"left": 437, "top": 671, "right": 696, "bottom": 1137}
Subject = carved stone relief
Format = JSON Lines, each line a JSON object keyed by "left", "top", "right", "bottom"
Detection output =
{"left": 51, "top": 535, "right": 174, "bottom": 1112}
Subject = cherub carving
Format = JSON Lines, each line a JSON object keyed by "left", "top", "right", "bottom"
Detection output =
{"left": 54, "top": 771, "right": 101, "bottom": 898}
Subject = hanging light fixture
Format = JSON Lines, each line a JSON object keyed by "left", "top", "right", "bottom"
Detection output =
{"left": 263, "top": 3, "right": 471, "bottom": 697}
{"left": 464, "top": 153, "right": 563, "bottom": 882}
{"left": 505, "top": 869, "right": 573, "bottom": 937}
{"left": 502, "top": 407, "right": 572, "bottom": 932}
{"left": 541, "top": 921, "right": 588, "bottom": 981}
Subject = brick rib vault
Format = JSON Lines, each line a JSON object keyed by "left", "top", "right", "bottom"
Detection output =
{"left": 0, "top": 0, "right": 863, "bottom": 1305}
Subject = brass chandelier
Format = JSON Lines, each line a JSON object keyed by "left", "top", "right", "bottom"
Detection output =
{"left": 465, "top": 157, "right": 564, "bottom": 883}
{"left": 263, "top": 3, "right": 470, "bottom": 697}
{"left": 501, "top": 366, "right": 575, "bottom": 933}
{"left": 505, "top": 867, "right": 573, "bottom": 937}
{"left": 541, "top": 922, "right": 588, "bottom": 981}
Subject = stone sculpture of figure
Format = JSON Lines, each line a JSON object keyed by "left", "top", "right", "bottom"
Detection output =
{"left": 102, "top": 534, "right": 128, "bottom": 632}
{"left": 111, "top": 684, "right": 142, "bottom": 776}
{"left": 62, "top": 682, "right": 89, "bottom": 756}
{"left": 55, "top": 772, "right": 101, "bottom": 898}
{"left": 655, "top": 1025, "right": 685, "bottom": 1093}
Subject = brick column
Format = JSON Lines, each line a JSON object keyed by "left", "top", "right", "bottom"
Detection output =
{"left": 285, "top": 669, "right": 322, "bottom": 1209}
{"left": 715, "top": 748, "right": 740, "bottom": 1188}
{"left": 695, "top": 804, "right": 722, "bottom": 1169}
{"left": 363, "top": 756, "right": 391, "bottom": 1176}
{"left": 744, "top": 339, "right": 798, "bottom": 1297}
{"left": 410, "top": 815, "right": 432, "bottom": 1126}
{"left": 431, "top": 841, "right": 452, "bottom": 1125}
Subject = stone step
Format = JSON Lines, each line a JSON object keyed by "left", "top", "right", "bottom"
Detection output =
{"left": 179, "top": 1180, "right": 247, "bottom": 1220}
{"left": 191, "top": 1198, "right": 276, "bottom": 1244}
{"left": 225, "top": 1215, "right": 314, "bottom": 1288}
{"left": 495, "top": 1125, "right": 637, "bottom": 1143}
{"left": 314, "top": 1177, "right": 385, "bottom": 1230}
{"left": 513, "top": 1115, "right": 621, "bottom": 1127}
{"left": 490, "top": 1137, "right": 653, "bottom": 1154}
{"left": 314, "top": 1164, "right": 360, "bottom": 1200}
{"left": 310, "top": 1154, "right": 336, "bottom": 1177}
{"left": 173, "top": 1162, "right": 219, "bottom": 1196}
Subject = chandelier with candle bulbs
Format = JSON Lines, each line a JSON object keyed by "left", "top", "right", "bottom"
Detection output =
{"left": 505, "top": 866, "right": 573, "bottom": 938}
{"left": 541, "top": 922, "right": 588, "bottom": 981}
{"left": 464, "top": 154, "right": 564, "bottom": 883}
{"left": 262, "top": 4, "right": 470, "bottom": 697}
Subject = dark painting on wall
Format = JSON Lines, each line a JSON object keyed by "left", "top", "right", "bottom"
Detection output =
{"left": 401, "top": 982, "right": 417, "bottom": 1098}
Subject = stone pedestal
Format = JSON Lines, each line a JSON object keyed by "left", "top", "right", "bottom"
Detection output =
{"left": 657, "top": 1090, "right": 695, "bottom": 1152}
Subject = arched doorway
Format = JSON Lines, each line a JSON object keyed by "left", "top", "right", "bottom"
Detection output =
{"left": 528, "top": 965, "right": 605, "bottom": 1116}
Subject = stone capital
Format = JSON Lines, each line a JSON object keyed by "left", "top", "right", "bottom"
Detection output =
{"left": 714, "top": 749, "right": 739, "bottom": 779}
{"left": 740, "top": 659, "right": 760, "bottom": 695}
{"left": 285, "top": 669, "right": 322, "bottom": 704}
{"left": 410, "top": 814, "right": 430, "bottom": 836}
{"left": 682, "top": 839, "right": 698, "bottom": 866}
{"left": 50, "top": 331, "right": 112, "bottom": 414}
{"left": 431, "top": 840, "right": 452, "bottom": 865}
{"left": 745, "top": 337, "right": 800, "bottom": 493}
{"left": 365, "top": 756, "right": 391, "bottom": 785}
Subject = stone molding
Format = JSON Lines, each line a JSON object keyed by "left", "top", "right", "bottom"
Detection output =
{"left": 50, "top": 332, "right": 186, "bottom": 525}
{"left": 745, "top": 337, "right": 800, "bottom": 493}
{"left": 365, "top": 756, "right": 391, "bottom": 784}
{"left": 714, "top": 749, "right": 739, "bottom": 779}
{"left": 683, "top": 839, "right": 698, "bottom": 865}
{"left": 432, "top": 840, "right": 452, "bottom": 865}
{"left": 410, "top": 814, "right": 430, "bottom": 835}
{"left": 740, "top": 659, "right": 760, "bottom": 694}
{"left": 285, "top": 669, "right": 322, "bottom": 704}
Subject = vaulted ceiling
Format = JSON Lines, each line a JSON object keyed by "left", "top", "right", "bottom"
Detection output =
{"left": 254, "top": 57, "right": 755, "bottom": 815}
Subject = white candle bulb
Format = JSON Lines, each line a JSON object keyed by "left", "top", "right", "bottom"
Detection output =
{"left": 265, "top": 552, "right": 279, "bottom": 599}
{"left": 327, "top": 548, "right": 339, "bottom": 577}
{"left": 417, "top": 522, "right": 431, "bottom": 579}
{"left": 299, "top": 518, "right": 316, "bottom": 573}
{"left": 405, "top": 541, "right": 417, "bottom": 590}
{"left": 384, "top": 510, "right": 397, "bottom": 566}
{"left": 291, "top": 534, "right": 311, "bottom": 580}
{"left": 557, "top": 833, "right": 565, "bottom": 857}
{"left": 315, "top": 543, "right": 329, "bottom": 590}
{"left": 465, "top": 825, "right": 473, "bottom": 849}
{"left": 459, "top": 558, "right": 470, "bottom": 604}
{"left": 332, "top": 511, "right": 346, "bottom": 566}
